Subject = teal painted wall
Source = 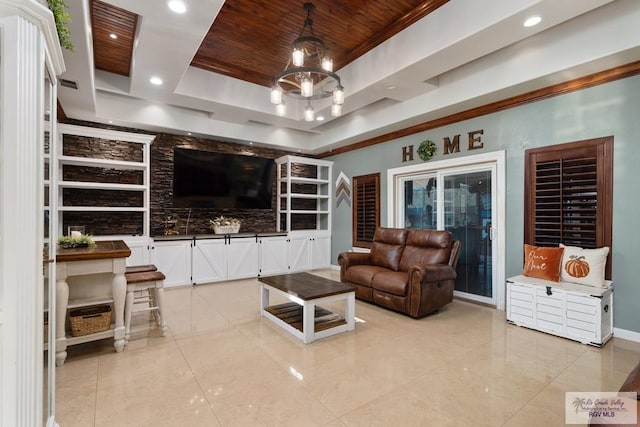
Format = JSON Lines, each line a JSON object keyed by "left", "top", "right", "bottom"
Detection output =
{"left": 328, "top": 74, "right": 640, "bottom": 333}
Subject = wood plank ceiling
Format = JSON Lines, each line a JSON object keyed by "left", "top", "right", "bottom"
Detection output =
{"left": 91, "top": 0, "right": 448, "bottom": 85}
{"left": 91, "top": 0, "right": 137, "bottom": 77}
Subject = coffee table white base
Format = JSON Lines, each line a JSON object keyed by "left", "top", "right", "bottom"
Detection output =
{"left": 260, "top": 283, "right": 355, "bottom": 344}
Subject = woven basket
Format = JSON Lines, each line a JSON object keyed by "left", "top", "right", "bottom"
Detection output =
{"left": 69, "top": 305, "right": 112, "bottom": 337}
{"left": 213, "top": 224, "right": 240, "bottom": 234}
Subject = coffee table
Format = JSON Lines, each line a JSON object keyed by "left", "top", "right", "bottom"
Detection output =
{"left": 258, "top": 272, "right": 356, "bottom": 343}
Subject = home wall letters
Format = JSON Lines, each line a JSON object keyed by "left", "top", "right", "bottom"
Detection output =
{"left": 401, "top": 129, "right": 485, "bottom": 162}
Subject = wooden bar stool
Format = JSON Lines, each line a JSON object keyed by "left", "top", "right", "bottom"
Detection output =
{"left": 124, "top": 270, "right": 168, "bottom": 342}
{"left": 125, "top": 265, "right": 159, "bottom": 309}
{"left": 125, "top": 264, "right": 158, "bottom": 274}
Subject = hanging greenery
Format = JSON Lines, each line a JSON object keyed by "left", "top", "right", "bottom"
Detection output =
{"left": 47, "top": 0, "right": 74, "bottom": 51}
{"left": 417, "top": 139, "right": 437, "bottom": 161}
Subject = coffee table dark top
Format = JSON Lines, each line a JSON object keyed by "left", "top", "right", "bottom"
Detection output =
{"left": 258, "top": 272, "right": 356, "bottom": 300}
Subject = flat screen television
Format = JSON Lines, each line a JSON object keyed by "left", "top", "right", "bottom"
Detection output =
{"left": 173, "top": 147, "right": 275, "bottom": 209}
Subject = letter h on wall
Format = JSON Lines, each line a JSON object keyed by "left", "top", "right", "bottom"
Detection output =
{"left": 402, "top": 145, "right": 414, "bottom": 162}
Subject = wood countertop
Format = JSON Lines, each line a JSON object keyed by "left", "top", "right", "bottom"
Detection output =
{"left": 56, "top": 240, "right": 131, "bottom": 262}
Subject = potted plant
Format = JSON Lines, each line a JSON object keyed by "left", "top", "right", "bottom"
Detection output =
{"left": 57, "top": 234, "right": 95, "bottom": 248}
{"left": 47, "top": 0, "right": 74, "bottom": 51}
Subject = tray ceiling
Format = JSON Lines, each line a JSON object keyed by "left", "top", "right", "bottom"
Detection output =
{"left": 56, "top": 0, "right": 639, "bottom": 154}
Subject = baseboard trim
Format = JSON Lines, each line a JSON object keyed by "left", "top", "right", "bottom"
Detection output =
{"left": 614, "top": 327, "right": 640, "bottom": 343}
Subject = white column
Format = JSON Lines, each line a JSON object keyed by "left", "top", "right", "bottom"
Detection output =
{"left": 0, "top": 13, "right": 45, "bottom": 427}
{"left": 0, "top": 2, "right": 65, "bottom": 426}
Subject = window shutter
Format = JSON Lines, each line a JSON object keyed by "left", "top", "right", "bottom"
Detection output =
{"left": 353, "top": 173, "right": 380, "bottom": 248}
{"left": 525, "top": 136, "right": 613, "bottom": 278}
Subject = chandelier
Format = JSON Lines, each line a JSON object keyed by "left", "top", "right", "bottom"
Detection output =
{"left": 270, "top": 3, "right": 344, "bottom": 121}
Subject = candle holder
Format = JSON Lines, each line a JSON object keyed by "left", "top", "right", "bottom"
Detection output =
{"left": 67, "top": 225, "right": 85, "bottom": 237}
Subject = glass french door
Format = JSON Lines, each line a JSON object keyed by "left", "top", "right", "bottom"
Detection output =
{"left": 398, "top": 164, "right": 497, "bottom": 305}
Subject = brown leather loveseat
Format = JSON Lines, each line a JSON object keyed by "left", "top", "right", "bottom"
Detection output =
{"left": 337, "top": 227, "right": 460, "bottom": 318}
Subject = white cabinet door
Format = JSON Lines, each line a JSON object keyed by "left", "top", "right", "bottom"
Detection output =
{"left": 259, "top": 236, "right": 289, "bottom": 276}
{"left": 288, "top": 233, "right": 311, "bottom": 272}
{"left": 152, "top": 240, "right": 192, "bottom": 287}
{"left": 310, "top": 233, "right": 331, "bottom": 269}
{"left": 122, "top": 236, "right": 150, "bottom": 266}
{"left": 227, "top": 237, "right": 259, "bottom": 280}
{"left": 192, "top": 238, "right": 226, "bottom": 284}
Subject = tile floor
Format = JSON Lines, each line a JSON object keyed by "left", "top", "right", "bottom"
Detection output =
{"left": 54, "top": 269, "right": 640, "bottom": 426}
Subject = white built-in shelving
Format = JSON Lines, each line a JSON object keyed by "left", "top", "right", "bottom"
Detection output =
{"left": 56, "top": 124, "right": 154, "bottom": 236}
{"left": 275, "top": 155, "right": 333, "bottom": 232}
{"left": 275, "top": 155, "right": 334, "bottom": 271}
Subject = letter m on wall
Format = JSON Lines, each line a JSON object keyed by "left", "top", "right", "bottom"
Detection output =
{"left": 443, "top": 135, "right": 460, "bottom": 154}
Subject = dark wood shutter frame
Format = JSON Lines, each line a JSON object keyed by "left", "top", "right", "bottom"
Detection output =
{"left": 524, "top": 136, "right": 613, "bottom": 279}
{"left": 353, "top": 173, "right": 380, "bottom": 248}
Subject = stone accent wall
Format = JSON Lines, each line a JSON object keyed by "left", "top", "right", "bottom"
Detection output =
{"left": 63, "top": 212, "right": 144, "bottom": 235}
{"left": 62, "top": 133, "right": 144, "bottom": 161}
{"left": 150, "top": 133, "right": 313, "bottom": 235}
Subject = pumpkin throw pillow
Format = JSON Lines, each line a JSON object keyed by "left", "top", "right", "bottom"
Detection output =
{"left": 559, "top": 244, "right": 609, "bottom": 287}
{"left": 523, "top": 244, "right": 564, "bottom": 282}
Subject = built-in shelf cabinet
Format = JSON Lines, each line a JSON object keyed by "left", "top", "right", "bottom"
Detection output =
{"left": 275, "top": 155, "right": 333, "bottom": 233}
{"left": 55, "top": 124, "right": 154, "bottom": 237}
{"left": 275, "top": 155, "right": 334, "bottom": 272}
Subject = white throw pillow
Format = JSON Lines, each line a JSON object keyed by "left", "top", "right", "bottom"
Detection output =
{"left": 559, "top": 244, "right": 610, "bottom": 287}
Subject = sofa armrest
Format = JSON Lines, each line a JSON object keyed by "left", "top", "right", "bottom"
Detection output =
{"left": 337, "top": 252, "right": 372, "bottom": 282}
{"left": 406, "top": 264, "right": 457, "bottom": 318}
{"left": 408, "top": 264, "right": 457, "bottom": 284}
{"left": 619, "top": 361, "right": 640, "bottom": 396}
{"left": 337, "top": 251, "right": 371, "bottom": 268}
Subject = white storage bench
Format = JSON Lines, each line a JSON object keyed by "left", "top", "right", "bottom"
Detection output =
{"left": 506, "top": 275, "right": 613, "bottom": 347}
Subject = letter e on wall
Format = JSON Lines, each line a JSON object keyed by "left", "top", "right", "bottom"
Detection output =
{"left": 468, "top": 130, "right": 484, "bottom": 150}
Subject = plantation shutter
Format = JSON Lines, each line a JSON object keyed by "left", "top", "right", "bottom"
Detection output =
{"left": 353, "top": 173, "right": 380, "bottom": 248}
{"left": 524, "top": 136, "right": 613, "bottom": 279}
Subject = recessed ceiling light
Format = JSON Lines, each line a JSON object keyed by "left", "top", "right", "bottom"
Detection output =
{"left": 149, "top": 76, "right": 163, "bottom": 85}
{"left": 109, "top": 33, "right": 118, "bottom": 40}
{"left": 168, "top": 0, "right": 186, "bottom": 14}
{"left": 187, "top": 132, "right": 192, "bottom": 136}
{"left": 108, "top": 120, "right": 113, "bottom": 124}
{"left": 523, "top": 16, "right": 542, "bottom": 27}
{"left": 316, "top": 116, "right": 325, "bottom": 121}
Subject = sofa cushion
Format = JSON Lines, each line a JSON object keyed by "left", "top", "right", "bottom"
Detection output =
{"left": 344, "top": 265, "right": 389, "bottom": 288}
{"left": 399, "top": 229, "right": 452, "bottom": 271}
{"left": 370, "top": 227, "right": 408, "bottom": 271}
{"left": 372, "top": 270, "right": 409, "bottom": 296}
